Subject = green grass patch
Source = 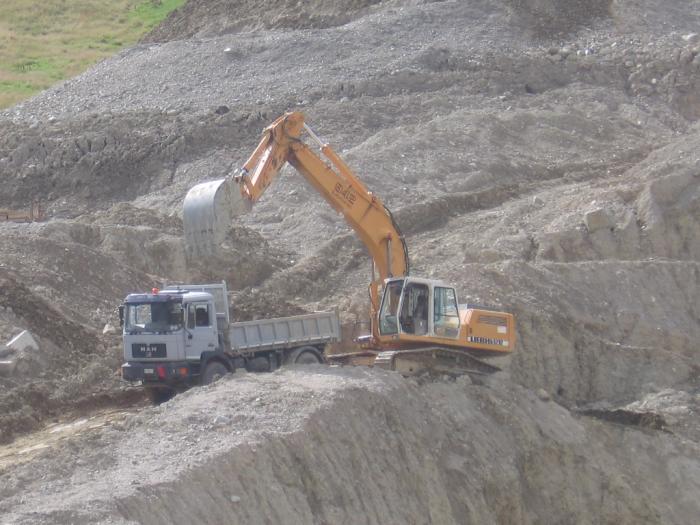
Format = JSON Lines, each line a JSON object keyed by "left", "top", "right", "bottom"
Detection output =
{"left": 0, "top": 0, "right": 186, "bottom": 109}
{"left": 0, "top": 80, "right": 36, "bottom": 108}
{"left": 130, "top": 0, "right": 187, "bottom": 30}
{"left": 0, "top": 80, "right": 36, "bottom": 93}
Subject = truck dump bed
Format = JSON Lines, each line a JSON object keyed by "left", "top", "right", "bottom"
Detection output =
{"left": 230, "top": 311, "right": 340, "bottom": 354}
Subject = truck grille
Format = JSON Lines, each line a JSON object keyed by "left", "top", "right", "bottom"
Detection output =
{"left": 131, "top": 343, "right": 167, "bottom": 359}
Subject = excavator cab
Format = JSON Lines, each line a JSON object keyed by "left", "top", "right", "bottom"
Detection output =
{"left": 378, "top": 277, "right": 461, "bottom": 340}
{"left": 376, "top": 277, "right": 514, "bottom": 356}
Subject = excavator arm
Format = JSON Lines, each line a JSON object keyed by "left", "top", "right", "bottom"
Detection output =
{"left": 183, "top": 112, "right": 409, "bottom": 338}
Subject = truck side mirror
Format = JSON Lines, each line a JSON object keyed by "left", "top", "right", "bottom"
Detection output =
{"left": 118, "top": 305, "right": 124, "bottom": 327}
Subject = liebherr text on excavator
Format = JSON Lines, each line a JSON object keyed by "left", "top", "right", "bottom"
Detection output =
{"left": 183, "top": 112, "right": 515, "bottom": 376}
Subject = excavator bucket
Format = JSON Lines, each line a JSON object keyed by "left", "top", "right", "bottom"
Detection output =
{"left": 182, "top": 178, "right": 251, "bottom": 259}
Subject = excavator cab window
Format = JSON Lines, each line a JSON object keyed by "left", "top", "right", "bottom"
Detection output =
{"left": 434, "top": 287, "right": 460, "bottom": 338}
{"left": 399, "top": 283, "right": 429, "bottom": 335}
{"left": 379, "top": 280, "right": 403, "bottom": 335}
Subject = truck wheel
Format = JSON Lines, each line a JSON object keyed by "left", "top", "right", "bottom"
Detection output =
{"left": 202, "top": 361, "right": 229, "bottom": 385}
{"left": 286, "top": 346, "right": 323, "bottom": 366}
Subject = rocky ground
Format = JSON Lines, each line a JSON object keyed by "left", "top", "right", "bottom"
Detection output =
{"left": 0, "top": 0, "right": 699, "bottom": 522}
{"left": 1, "top": 367, "right": 699, "bottom": 524}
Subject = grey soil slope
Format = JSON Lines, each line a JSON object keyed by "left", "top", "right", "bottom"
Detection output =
{"left": 1, "top": 368, "right": 699, "bottom": 525}
{"left": 0, "top": 0, "right": 699, "bottom": 522}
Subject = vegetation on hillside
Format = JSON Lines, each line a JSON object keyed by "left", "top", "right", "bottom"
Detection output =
{"left": 0, "top": 0, "right": 185, "bottom": 109}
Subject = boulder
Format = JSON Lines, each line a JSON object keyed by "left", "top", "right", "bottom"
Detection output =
{"left": 584, "top": 208, "right": 613, "bottom": 232}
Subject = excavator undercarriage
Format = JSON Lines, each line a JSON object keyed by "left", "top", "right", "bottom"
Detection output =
{"left": 328, "top": 347, "right": 501, "bottom": 378}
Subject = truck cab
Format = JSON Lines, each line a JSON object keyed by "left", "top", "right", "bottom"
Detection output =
{"left": 120, "top": 286, "right": 227, "bottom": 389}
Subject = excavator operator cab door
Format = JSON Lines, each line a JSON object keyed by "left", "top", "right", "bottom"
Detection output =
{"left": 398, "top": 281, "right": 430, "bottom": 335}
{"left": 432, "top": 285, "right": 460, "bottom": 339}
{"left": 378, "top": 278, "right": 460, "bottom": 339}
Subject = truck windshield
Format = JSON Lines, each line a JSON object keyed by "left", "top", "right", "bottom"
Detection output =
{"left": 125, "top": 301, "right": 183, "bottom": 333}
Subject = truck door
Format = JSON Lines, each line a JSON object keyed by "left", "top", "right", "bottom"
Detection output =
{"left": 185, "top": 301, "right": 218, "bottom": 358}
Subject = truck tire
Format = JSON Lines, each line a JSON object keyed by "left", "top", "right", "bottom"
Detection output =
{"left": 201, "top": 360, "right": 229, "bottom": 385}
{"left": 285, "top": 346, "right": 323, "bottom": 366}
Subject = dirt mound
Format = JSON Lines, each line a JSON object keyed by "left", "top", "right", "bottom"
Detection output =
{"left": 228, "top": 288, "right": 308, "bottom": 322}
{"left": 504, "top": 0, "right": 612, "bottom": 35}
{"left": 0, "top": 270, "right": 100, "bottom": 353}
{"left": 0, "top": 110, "right": 264, "bottom": 212}
{"left": 143, "top": 0, "right": 383, "bottom": 42}
{"left": 0, "top": 221, "right": 158, "bottom": 443}
{"left": 1, "top": 369, "right": 698, "bottom": 524}
{"left": 0, "top": 269, "right": 145, "bottom": 443}
{"left": 87, "top": 202, "right": 182, "bottom": 231}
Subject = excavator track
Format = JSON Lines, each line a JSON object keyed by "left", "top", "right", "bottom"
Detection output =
{"left": 327, "top": 347, "right": 500, "bottom": 378}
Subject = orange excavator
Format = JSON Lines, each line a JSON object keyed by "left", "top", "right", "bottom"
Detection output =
{"left": 183, "top": 112, "right": 514, "bottom": 375}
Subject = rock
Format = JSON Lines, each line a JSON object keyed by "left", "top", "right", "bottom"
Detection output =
{"left": 584, "top": 208, "right": 613, "bottom": 232}
{"left": 14, "top": 359, "right": 33, "bottom": 376}
{"left": 680, "top": 49, "right": 695, "bottom": 64}
{"left": 0, "top": 359, "right": 17, "bottom": 376}
{"left": 537, "top": 388, "right": 551, "bottom": 402}
{"left": 681, "top": 33, "right": 698, "bottom": 43}
{"left": 213, "top": 415, "right": 232, "bottom": 426}
{"left": 455, "top": 374, "right": 472, "bottom": 387}
{"left": 6, "top": 330, "right": 39, "bottom": 354}
{"left": 532, "top": 195, "right": 545, "bottom": 207}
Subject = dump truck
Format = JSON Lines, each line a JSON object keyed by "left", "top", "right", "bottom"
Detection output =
{"left": 120, "top": 282, "right": 340, "bottom": 394}
{"left": 182, "top": 112, "right": 515, "bottom": 376}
